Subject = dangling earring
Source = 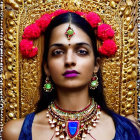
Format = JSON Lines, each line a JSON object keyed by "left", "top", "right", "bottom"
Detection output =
{"left": 89, "top": 73, "right": 99, "bottom": 90}
{"left": 43, "top": 76, "right": 53, "bottom": 92}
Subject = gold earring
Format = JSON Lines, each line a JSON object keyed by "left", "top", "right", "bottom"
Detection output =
{"left": 43, "top": 76, "right": 53, "bottom": 92}
{"left": 89, "top": 73, "right": 99, "bottom": 90}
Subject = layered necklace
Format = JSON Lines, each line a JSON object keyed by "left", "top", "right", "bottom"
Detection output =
{"left": 46, "top": 98, "right": 101, "bottom": 140}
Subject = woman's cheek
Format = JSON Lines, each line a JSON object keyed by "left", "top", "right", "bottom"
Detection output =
{"left": 48, "top": 60, "right": 63, "bottom": 78}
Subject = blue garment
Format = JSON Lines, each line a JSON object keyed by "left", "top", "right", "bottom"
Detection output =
{"left": 19, "top": 112, "right": 34, "bottom": 140}
{"left": 18, "top": 112, "right": 140, "bottom": 140}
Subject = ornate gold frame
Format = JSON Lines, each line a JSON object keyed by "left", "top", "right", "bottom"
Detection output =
{"left": 0, "top": 0, "right": 140, "bottom": 137}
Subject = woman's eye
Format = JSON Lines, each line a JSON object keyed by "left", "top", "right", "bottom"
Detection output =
{"left": 77, "top": 49, "right": 88, "bottom": 55}
{"left": 52, "top": 50, "right": 64, "bottom": 56}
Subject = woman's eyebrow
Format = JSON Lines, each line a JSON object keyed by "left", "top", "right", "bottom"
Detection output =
{"left": 49, "top": 42, "right": 91, "bottom": 48}
{"left": 49, "top": 43, "right": 64, "bottom": 48}
{"left": 76, "top": 42, "right": 91, "bottom": 48}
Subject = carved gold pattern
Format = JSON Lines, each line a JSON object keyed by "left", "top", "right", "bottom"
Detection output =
{"left": 137, "top": 1, "right": 140, "bottom": 122}
{"left": 0, "top": 1, "right": 4, "bottom": 138}
{"left": 2, "top": 0, "right": 139, "bottom": 126}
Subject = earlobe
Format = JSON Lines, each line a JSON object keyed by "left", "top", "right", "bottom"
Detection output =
{"left": 94, "top": 57, "right": 100, "bottom": 73}
{"left": 94, "top": 66, "right": 99, "bottom": 74}
{"left": 44, "top": 63, "right": 50, "bottom": 76}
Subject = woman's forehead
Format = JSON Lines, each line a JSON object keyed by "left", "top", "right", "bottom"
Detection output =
{"left": 49, "top": 23, "right": 92, "bottom": 46}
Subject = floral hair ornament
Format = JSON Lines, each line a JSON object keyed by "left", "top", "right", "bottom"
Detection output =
{"left": 19, "top": 9, "right": 117, "bottom": 58}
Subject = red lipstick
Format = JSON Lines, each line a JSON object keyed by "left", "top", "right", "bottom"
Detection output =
{"left": 63, "top": 70, "right": 80, "bottom": 78}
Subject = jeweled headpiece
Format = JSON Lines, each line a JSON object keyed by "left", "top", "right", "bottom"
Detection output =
{"left": 19, "top": 9, "right": 117, "bottom": 58}
{"left": 65, "top": 14, "right": 75, "bottom": 40}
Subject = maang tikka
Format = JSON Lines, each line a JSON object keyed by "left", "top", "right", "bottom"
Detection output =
{"left": 65, "top": 14, "right": 75, "bottom": 40}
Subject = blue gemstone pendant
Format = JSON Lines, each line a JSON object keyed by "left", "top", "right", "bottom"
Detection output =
{"left": 67, "top": 120, "right": 80, "bottom": 138}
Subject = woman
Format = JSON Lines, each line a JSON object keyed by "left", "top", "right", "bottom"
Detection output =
{"left": 2, "top": 11, "right": 140, "bottom": 140}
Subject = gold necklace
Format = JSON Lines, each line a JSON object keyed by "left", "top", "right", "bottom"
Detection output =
{"left": 46, "top": 98, "right": 101, "bottom": 140}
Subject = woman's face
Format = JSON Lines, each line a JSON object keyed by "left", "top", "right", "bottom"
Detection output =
{"left": 45, "top": 23, "right": 99, "bottom": 89}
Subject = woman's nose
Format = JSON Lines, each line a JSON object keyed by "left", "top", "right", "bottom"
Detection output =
{"left": 64, "top": 50, "right": 76, "bottom": 67}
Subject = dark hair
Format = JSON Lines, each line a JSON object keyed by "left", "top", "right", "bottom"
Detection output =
{"left": 35, "top": 12, "right": 110, "bottom": 114}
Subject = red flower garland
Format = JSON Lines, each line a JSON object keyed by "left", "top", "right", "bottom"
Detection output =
{"left": 35, "top": 14, "right": 52, "bottom": 32}
{"left": 75, "top": 11, "right": 85, "bottom": 17}
{"left": 19, "top": 39, "right": 38, "bottom": 58}
{"left": 20, "top": 9, "right": 117, "bottom": 58}
{"left": 85, "top": 12, "right": 101, "bottom": 28}
{"left": 22, "top": 23, "right": 41, "bottom": 39}
{"left": 98, "top": 40, "right": 117, "bottom": 56}
{"left": 97, "top": 24, "right": 114, "bottom": 40}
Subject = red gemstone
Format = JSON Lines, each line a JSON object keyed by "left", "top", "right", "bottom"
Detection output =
{"left": 92, "top": 77, "right": 96, "bottom": 81}
{"left": 97, "top": 105, "right": 100, "bottom": 109}
{"left": 81, "top": 123, "right": 84, "bottom": 128}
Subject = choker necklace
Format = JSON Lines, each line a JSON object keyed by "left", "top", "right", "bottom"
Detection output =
{"left": 46, "top": 98, "right": 101, "bottom": 140}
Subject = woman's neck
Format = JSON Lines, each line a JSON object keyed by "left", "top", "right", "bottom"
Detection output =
{"left": 55, "top": 86, "right": 91, "bottom": 111}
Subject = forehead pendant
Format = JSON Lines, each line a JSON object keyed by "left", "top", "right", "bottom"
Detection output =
{"left": 65, "top": 25, "right": 75, "bottom": 40}
{"left": 65, "top": 14, "right": 75, "bottom": 40}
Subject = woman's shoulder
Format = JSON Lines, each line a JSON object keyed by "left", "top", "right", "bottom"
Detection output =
{"left": 110, "top": 111, "right": 140, "bottom": 139}
{"left": 111, "top": 111, "right": 138, "bottom": 126}
{"left": 2, "top": 112, "right": 35, "bottom": 140}
{"left": 126, "top": 115, "right": 140, "bottom": 129}
{"left": 2, "top": 118, "right": 25, "bottom": 140}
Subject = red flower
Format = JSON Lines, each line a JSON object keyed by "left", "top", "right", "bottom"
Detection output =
{"left": 28, "top": 47, "right": 38, "bottom": 58}
{"left": 36, "top": 14, "right": 51, "bottom": 32}
{"left": 97, "top": 24, "right": 114, "bottom": 40}
{"left": 20, "top": 39, "right": 33, "bottom": 50}
{"left": 98, "top": 40, "right": 117, "bottom": 56}
{"left": 19, "top": 39, "right": 38, "bottom": 58}
{"left": 75, "top": 11, "right": 85, "bottom": 16}
{"left": 22, "top": 23, "right": 41, "bottom": 39}
{"left": 51, "top": 9, "right": 68, "bottom": 17}
{"left": 85, "top": 12, "right": 101, "bottom": 28}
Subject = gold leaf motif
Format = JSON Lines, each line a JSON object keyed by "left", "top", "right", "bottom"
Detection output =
{"left": 125, "top": 109, "right": 133, "bottom": 115}
{"left": 126, "top": 0, "right": 133, "bottom": 6}
{"left": 127, "top": 91, "right": 134, "bottom": 96}
{"left": 6, "top": 0, "right": 19, "bottom": 10}
{"left": 15, "top": 0, "right": 23, "bottom": 4}
{"left": 124, "top": 7, "right": 131, "bottom": 16}
{"left": 127, "top": 81, "right": 136, "bottom": 90}
{"left": 8, "top": 91, "right": 14, "bottom": 97}
{"left": 109, "top": 0, "right": 117, "bottom": 8}
{"left": 7, "top": 34, "right": 14, "bottom": 41}
{"left": 120, "top": 5, "right": 126, "bottom": 11}
{"left": 8, "top": 112, "right": 14, "bottom": 118}
{"left": 9, "top": 20, "right": 15, "bottom": 26}
{"left": 113, "top": 0, "right": 120, "bottom": 3}
{"left": 8, "top": 28, "right": 14, "bottom": 34}
{"left": 27, "top": 0, "right": 32, "bottom": 4}
{"left": 8, "top": 11, "right": 15, "bottom": 18}
{"left": 7, "top": 65, "right": 13, "bottom": 71}
{"left": 129, "top": 50, "right": 135, "bottom": 56}
{"left": 128, "top": 24, "right": 134, "bottom": 31}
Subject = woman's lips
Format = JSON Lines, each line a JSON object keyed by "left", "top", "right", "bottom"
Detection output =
{"left": 63, "top": 70, "right": 80, "bottom": 78}
{"left": 64, "top": 73, "right": 78, "bottom": 78}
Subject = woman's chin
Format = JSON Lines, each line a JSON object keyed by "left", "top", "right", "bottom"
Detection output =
{"left": 56, "top": 83, "right": 88, "bottom": 90}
